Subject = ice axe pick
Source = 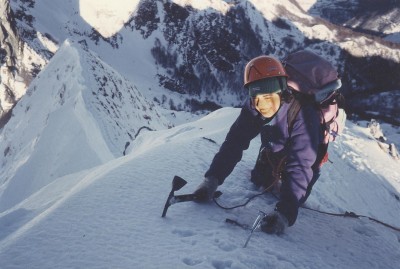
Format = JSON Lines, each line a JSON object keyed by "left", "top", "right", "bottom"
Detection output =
{"left": 161, "top": 175, "right": 222, "bottom": 217}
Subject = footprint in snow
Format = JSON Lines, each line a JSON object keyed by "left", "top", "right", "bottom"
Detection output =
{"left": 214, "top": 239, "right": 237, "bottom": 252}
{"left": 352, "top": 223, "right": 379, "bottom": 237}
{"left": 182, "top": 257, "right": 203, "bottom": 266}
{"left": 212, "top": 259, "right": 233, "bottom": 269}
{"left": 171, "top": 228, "right": 196, "bottom": 237}
{"left": 165, "top": 126, "right": 196, "bottom": 141}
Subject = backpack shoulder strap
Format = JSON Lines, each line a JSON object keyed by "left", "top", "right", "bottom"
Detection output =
{"left": 287, "top": 98, "right": 302, "bottom": 138}
{"left": 287, "top": 97, "right": 330, "bottom": 168}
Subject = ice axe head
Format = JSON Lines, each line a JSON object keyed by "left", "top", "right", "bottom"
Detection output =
{"left": 161, "top": 176, "right": 188, "bottom": 217}
{"left": 172, "top": 176, "right": 187, "bottom": 192}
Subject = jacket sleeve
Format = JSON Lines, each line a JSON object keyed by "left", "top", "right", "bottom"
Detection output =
{"left": 205, "top": 105, "right": 263, "bottom": 184}
{"left": 276, "top": 104, "right": 321, "bottom": 226}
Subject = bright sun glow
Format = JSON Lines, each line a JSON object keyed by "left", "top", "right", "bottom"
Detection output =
{"left": 79, "top": 0, "right": 140, "bottom": 38}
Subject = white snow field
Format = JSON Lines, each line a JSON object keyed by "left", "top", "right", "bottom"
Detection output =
{"left": 0, "top": 107, "right": 399, "bottom": 269}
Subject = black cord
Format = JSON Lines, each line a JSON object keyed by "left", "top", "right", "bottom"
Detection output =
{"left": 212, "top": 181, "right": 278, "bottom": 210}
{"left": 213, "top": 190, "right": 269, "bottom": 210}
{"left": 301, "top": 205, "right": 400, "bottom": 232}
{"left": 212, "top": 184, "right": 400, "bottom": 233}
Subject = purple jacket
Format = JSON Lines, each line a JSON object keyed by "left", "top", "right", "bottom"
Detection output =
{"left": 205, "top": 99, "right": 322, "bottom": 226}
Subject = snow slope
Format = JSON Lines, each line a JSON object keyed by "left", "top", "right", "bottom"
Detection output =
{"left": 0, "top": 108, "right": 399, "bottom": 269}
{"left": 0, "top": 40, "right": 170, "bottom": 212}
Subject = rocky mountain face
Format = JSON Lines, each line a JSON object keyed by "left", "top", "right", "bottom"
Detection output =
{"left": 0, "top": 0, "right": 49, "bottom": 128}
{"left": 131, "top": 0, "right": 400, "bottom": 123}
{"left": 309, "top": 0, "right": 400, "bottom": 38}
{"left": 0, "top": 0, "right": 21, "bottom": 126}
{"left": 130, "top": 1, "right": 261, "bottom": 106}
{"left": 308, "top": 0, "right": 400, "bottom": 123}
{"left": 1, "top": 0, "right": 400, "bottom": 125}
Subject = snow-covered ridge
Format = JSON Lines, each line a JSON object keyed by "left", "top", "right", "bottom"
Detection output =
{"left": 0, "top": 39, "right": 170, "bottom": 212}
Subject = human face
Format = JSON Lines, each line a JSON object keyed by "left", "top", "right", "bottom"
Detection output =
{"left": 252, "top": 93, "right": 281, "bottom": 118}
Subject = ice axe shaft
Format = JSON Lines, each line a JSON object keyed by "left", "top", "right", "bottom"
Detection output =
{"left": 243, "top": 211, "right": 266, "bottom": 248}
{"left": 170, "top": 192, "right": 222, "bottom": 204}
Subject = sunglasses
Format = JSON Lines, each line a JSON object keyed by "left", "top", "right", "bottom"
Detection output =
{"left": 248, "top": 78, "right": 282, "bottom": 98}
{"left": 314, "top": 79, "right": 342, "bottom": 104}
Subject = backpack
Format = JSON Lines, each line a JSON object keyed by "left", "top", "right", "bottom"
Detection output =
{"left": 284, "top": 50, "right": 347, "bottom": 167}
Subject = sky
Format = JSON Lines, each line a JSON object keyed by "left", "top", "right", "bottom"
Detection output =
{"left": 0, "top": 106, "right": 399, "bottom": 269}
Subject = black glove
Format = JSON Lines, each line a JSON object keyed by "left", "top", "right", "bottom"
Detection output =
{"left": 260, "top": 211, "right": 288, "bottom": 235}
{"left": 193, "top": 176, "right": 219, "bottom": 202}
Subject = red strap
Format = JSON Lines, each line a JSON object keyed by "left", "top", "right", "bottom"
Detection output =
{"left": 319, "top": 152, "right": 329, "bottom": 167}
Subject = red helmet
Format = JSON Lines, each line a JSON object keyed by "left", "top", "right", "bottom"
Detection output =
{"left": 244, "top": 55, "right": 288, "bottom": 87}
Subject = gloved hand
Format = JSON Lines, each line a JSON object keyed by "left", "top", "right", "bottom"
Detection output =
{"left": 193, "top": 176, "right": 219, "bottom": 202}
{"left": 260, "top": 211, "right": 289, "bottom": 235}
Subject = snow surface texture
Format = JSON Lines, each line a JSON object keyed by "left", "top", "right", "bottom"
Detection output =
{"left": 0, "top": 108, "right": 399, "bottom": 269}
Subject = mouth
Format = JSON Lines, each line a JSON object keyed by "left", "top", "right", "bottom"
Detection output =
{"left": 257, "top": 106, "right": 271, "bottom": 111}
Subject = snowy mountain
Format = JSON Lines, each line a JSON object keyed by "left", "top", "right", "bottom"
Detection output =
{"left": 1, "top": 0, "right": 400, "bottom": 125}
{"left": 308, "top": 0, "right": 400, "bottom": 42}
{"left": 0, "top": 39, "right": 171, "bottom": 212}
{"left": 0, "top": 107, "right": 399, "bottom": 268}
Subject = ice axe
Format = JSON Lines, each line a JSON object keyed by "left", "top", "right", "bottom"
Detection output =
{"left": 161, "top": 175, "right": 222, "bottom": 217}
